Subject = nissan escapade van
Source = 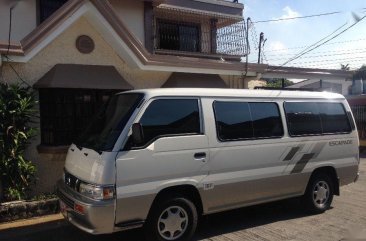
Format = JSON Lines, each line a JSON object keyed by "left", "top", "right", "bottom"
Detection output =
{"left": 57, "top": 88, "right": 359, "bottom": 241}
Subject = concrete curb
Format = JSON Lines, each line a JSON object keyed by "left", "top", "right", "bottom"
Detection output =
{"left": 0, "top": 198, "right": 60, "bottom": 223}
{"left": 0, "top": 213, "right": 64, "bottom": 231}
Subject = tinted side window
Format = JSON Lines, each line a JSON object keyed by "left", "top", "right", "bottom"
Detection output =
{"left": 285, "top": 102, "right": 351, "bottom": 136}
{"left": 213, "top": 101, "right": 283, "bottom": 141}
{"left": 139, "top": 99, "right": 200, "bottom": 145}
{"left": 285, "top": 102, "right": 322, "bottom": 136}
{"left": 318, "top": 103, "right": 351, "bottom": 133}
{"left": 214, "top": 102, "right": 253, "bottom": 140}
{"left": 250, "top": 103, "right": 284, "bottom": 138}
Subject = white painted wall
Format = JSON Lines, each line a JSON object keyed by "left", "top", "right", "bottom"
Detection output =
{"left": 0, "top": 0, "right": 37, "bottom": 42}
{"left": 108, "top": 0, "right": 145, "bottom": 45}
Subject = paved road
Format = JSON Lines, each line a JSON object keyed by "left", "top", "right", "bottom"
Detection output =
{"left": 1, "top": 159, "right": 365, "bottom": 241}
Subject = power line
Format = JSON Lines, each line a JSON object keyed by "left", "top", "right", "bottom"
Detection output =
{"left": 253, "top": 11, "right": 342, "bottom": 23}
{"left": 266, "top": 50, "right": 366, "bottom": 61}
{"left": 291, "top": 56, "right": 366, "bottom": 65}
{"left": 265, "top": 37, "right": 366, "bottom": 52}
{"left": 289, "top": 22, "right": 348, "bottom": 61}
{"left": 265, "top": 14, "right": 366, "bottom": 73}
{"left": 277, "top": 15, "right": 366, "bottom": 69}
{"left": 289, "top": 58, "right": 366, "bottom": 66}
{"left": 265, "top": 47, "right": 366, "bottom": 57}
{"left": 289, "top": 59, "right": 366, "bottom": 69}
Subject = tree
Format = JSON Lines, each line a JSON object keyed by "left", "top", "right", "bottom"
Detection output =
{"left": 340, "top": 64, "right": 350, "bottom": 71}
{"left": 266, "top": 78, "right": 294, "bottom": 88}
{"left": 354, "top": 65, "right": 366, "bottom": 80}
{"left": 0, "top": 83, "right": 37, "bottom": 201}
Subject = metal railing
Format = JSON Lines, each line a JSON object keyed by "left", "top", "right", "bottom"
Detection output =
{"left": 351, "top": 105, "right": 366, "bottom": 141}
{"left": 153, "top": 7, "right": 248, "bottom": 58}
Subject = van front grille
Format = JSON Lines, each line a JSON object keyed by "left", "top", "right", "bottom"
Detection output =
{"left": 64, "top": 171, "right": 80, "bottom": 191}
{"left": 57, "top": 189, "right": 74, "bottom": 209}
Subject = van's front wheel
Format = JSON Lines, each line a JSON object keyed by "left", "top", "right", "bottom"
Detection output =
{"left": 304, "top": 173, "right": 334, "bottom": 213}
{"left": 145, "top": 197, "right": 198, "bottom": 241}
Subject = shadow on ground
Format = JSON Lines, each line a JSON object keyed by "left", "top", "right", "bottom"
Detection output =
{"left": 0, "top": 198, "right": 317, "bottom": 241}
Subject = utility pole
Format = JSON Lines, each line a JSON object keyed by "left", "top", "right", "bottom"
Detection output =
{"left": 257, "top": 32, "right": 264, "bottom": 64}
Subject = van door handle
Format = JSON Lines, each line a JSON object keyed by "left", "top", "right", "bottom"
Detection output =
{"left": 194, "top": 152, "right": 206, "bottom": 162}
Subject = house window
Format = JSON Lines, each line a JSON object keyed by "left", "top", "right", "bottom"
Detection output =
{"left": 39, "top": 0, "right": 68, "bottom": 23}
{"left": 39, "top": 89, "right": 119, "bottom": 146}
{"left": 157, "top": 21, "right": 200, "bottom": 52}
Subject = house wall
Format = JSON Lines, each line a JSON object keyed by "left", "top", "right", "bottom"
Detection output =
{"left": 220, "top": 75, "right": 244, "bottom": 88}
{"left": 108, "top": 0, "right": 145, "bottom": 45}
{"left": 0, "top": 0, "right": 37, "bottom": 42}
{"left": 1, "top": 17, "right": 170, "bottom": 194}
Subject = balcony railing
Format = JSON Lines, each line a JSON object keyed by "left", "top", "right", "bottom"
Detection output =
{"left": 153, "top": 5, "right": 248, "bottom": 60}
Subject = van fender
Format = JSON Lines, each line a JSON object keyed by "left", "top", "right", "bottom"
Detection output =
{"left": 154, "top": 178, "right": 201, "bottom": 193}
{"left": 146, "top": 178, "right": 205, "bottom": 215}
{"left": 304, "top": 162, "right": 340, "bottom": 196}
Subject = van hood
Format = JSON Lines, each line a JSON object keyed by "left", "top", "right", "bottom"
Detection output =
{"left": 64, "top": 144, "right": 116, "bottom": 185}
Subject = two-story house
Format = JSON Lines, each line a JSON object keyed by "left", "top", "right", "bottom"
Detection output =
{"left": 0, "top": 0, "right": 267, "bottom": 194}
{"left": 0, "top": 0, "right": 353, "bottom": 194}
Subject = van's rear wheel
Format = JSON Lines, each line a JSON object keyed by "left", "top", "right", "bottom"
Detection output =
{"left": 145, "top": 197, "right": 198, "bottom": 241}
{"left": 304, "top": 173, "right": 334, "bottom": 213}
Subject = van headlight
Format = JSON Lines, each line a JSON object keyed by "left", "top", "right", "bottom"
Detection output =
{"left": 79, "top": 183, "right": 115, "bottom": 200}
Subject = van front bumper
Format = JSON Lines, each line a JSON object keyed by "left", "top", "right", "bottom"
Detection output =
{"left": 56, "top": 180, "right": 115, "bottom": 234}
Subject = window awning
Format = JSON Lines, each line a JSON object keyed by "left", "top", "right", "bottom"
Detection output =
{"left": 162, "top": 72, "right": 228, "bottom": 88}
{"left": 33, "top": 64, "right": 133, "bottom": 90}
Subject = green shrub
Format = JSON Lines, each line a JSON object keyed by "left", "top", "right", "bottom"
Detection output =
{"left": 0, "top": 83, "right": 37, "bottom": 201}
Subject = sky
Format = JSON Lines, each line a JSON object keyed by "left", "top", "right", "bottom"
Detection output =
{"left": 240, "top": 0, "right": 366, "bottom": 70}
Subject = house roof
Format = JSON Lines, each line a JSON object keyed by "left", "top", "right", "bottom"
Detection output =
{"left": 0, "top": 0, "right": 264, "bottom": 75}
{"left": 0, "top": 0, "right": 353, "bottom": 79}
{"left": 33, "top": 64, "right": 133, "bottom": 90}
{"left": 263, "top": 65, "right": 353, "bottom": 80}
{"left": 162, "top": 73, "right": 228, "bottom": 88}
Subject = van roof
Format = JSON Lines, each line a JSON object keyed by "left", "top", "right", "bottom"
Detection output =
{"left": 123, "top": 88, "right": 345, "bottom": 100}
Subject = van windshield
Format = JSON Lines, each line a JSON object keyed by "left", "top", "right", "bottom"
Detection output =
{"left": 75, "top": 93, "right": 143, "bottom": 152}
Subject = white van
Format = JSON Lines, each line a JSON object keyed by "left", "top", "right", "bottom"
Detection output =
{"left": 57, "top": 88, "right": 359, "bottom": 241}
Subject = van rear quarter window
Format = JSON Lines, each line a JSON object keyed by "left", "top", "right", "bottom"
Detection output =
{"left": 213, "top": 101, "right": 283, "bottom": 141}
{"left": 318, "top": 103, "right": 352, "bottom": 133}
{"left": 284, "top": 102, "right": 352, "bottom": 136}
{"left": 139, "top": 99, "right": 201, "bottom": 145}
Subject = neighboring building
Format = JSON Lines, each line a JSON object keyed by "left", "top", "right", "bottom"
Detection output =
{"left": 280, "top": 66, "right": 353, "bottom": 95}
{"left": 287, "top": 79, "right": 351, "bottom": 95}
{"left": 0, "top": 0, "right": 353, "bottom": 194}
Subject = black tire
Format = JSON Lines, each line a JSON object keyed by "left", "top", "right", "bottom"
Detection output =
{"left": 303, "top": 173, "right": 334, "bottom": 213}
{"left": 144, "top": 197, "right": 198, "bottom": 241}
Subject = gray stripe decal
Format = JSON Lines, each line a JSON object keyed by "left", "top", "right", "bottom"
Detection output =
{"left": 311, "top": 142, "right": 327, "bottom": 158}
{"left": 283, "top": 147, "right": 300, "bottom": 161}
{"left": 291, "top": 153, "right": 315, "bottom": 174}
{"left": 290, "top": 142, "right": 327, "bottom": 173}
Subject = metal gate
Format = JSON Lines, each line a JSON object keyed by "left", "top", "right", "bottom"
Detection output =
{"left": 351, "top": 105, "right": 366, "bottom": 147}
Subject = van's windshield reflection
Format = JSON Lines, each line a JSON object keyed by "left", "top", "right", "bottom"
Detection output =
{"left": 74, "top": 93, "right": 143, "bottom": 153}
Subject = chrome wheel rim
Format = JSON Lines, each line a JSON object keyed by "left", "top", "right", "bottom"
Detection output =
{"left": 158, "top": 206, "right": 188, "bottom": 240}
{"left": 313, "top": 181, "right": 330, "bottom": 208}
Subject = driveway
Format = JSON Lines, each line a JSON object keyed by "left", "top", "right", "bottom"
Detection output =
{"left": 1, "top": 158, "right": 365, "bottom": 241}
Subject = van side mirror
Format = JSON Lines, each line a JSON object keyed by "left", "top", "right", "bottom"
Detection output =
{"left": 132, "top": 123, "right": 144, "bottom": 145}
